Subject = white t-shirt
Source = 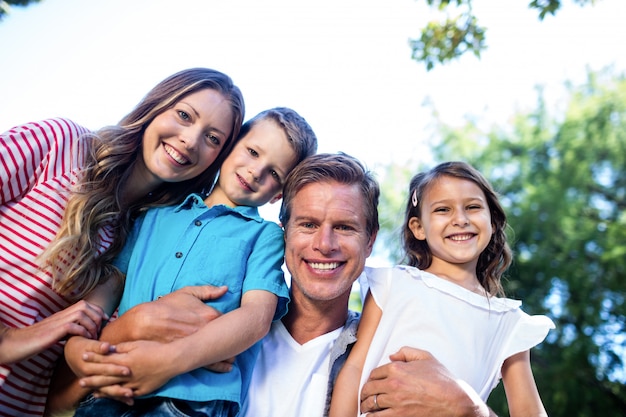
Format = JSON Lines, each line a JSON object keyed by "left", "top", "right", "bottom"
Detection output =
{"left": 359, "top": 266, "right": 555, "bottom": 407}
{"left": 240, "top": 320, "right": 342, "bottom": 417}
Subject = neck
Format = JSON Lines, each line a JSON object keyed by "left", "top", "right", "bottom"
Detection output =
{"left": 203, "top": 184, "right": 237, "bottom": 208}
{"left": 122, "top": 160, "right": 160, "bottom": 206}
{"left": 281, "top": 292, "right": 350, "bottom": 345}
{"left": 425, "top": 259, "right": 483, "bottom": 294}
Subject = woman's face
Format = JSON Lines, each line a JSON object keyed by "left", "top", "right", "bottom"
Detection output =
{"left": 139, "top": 88, "right": 234, "bottom": 187}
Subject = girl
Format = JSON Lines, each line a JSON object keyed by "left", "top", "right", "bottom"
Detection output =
{"left": 0, "top": 68, "right": 244, "bottom": 417}
{"left": 330, "top": 161, "right": 555, "bottom": 417}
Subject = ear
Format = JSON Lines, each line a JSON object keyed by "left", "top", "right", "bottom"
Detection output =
{"left": 364, "top": 229, "right": 378, "bottom": 258}
{"left": 408, "top": 217, "right": 426, "bottom": 241}
{"left": 269, "top": 193, "right": 283, "bottom": 204}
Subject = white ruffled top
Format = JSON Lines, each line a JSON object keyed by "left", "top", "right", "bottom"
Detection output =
{"left": 358, "top": 265, "right": 555, "bottom": 402}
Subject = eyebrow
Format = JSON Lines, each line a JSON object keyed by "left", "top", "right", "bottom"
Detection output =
{"left": 429, "top": 196, "right": 485, "bottom": 206}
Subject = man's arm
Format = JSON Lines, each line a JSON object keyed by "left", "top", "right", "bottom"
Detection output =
{"left": 45, "top": 285, "right": 227, "bottom": 415}
{"left": 359, "top": 347, "right": 498, "bottom": 417}
{"left": 82, "top": 290, "right": 278, "bottom": 398}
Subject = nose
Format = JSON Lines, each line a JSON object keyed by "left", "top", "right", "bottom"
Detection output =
{"left": 452, "top": 210, "right": 470, "bottom": 227}
{"left": 313, "top": 225, "right": 338, "bottom": 254}
{"left": 179, "top": 126, "right": 201, "bottom": 151}
{"left": 248, "top": 164, "right": 261, "bottom": 182}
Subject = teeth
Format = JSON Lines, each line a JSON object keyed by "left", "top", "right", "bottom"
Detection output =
{"left": 450, "top": 234, "right": 473, "bottom": 241}
{"left": 164, "top": 144, "right": 189, "bottom": 165}
{"left": 309, "top": 262, "right": 340, "bottom": 270}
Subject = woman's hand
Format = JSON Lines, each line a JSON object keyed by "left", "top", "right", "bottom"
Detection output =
{"left": 0, "top": 300, "right": 107, "bottom": 364}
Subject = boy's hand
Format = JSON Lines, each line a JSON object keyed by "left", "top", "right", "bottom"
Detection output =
{"left": 81, "top": 340, "right": 174, "bottom": 399}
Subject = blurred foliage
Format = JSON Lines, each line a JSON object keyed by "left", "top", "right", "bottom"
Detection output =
{"left": 377, "top": 69, "right": 626, "bottom": 415}
{"left": 0, "top": 0, "right": 41, "bottom": 21}
{"left": 411, "top": 0, "right": 596, "bottom": 70}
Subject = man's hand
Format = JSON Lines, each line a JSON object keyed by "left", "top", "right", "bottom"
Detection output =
{"left": 108, "top": 285, "right": 228, "bottom": 343}
{"left": 359, "top": 347, "right": 495, "bottom": 417}
{"left": 47, "top": 284, "right": 228, "bottom": 411}
{"left": 100, "top": 285, "right": 228, "bottom": 344}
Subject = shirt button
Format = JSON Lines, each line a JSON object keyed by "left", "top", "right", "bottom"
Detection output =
{"left": 195, "top": 220, "right": 202, "bottom": 226}
{"left": 175, "top": 252, "right": 183, "bottom": 258}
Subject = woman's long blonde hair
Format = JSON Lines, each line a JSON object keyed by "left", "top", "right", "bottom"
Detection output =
{"left": 43, "top": 68, "right": 245, "bottom": 301}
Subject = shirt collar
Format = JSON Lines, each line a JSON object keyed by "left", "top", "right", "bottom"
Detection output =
{"left": 175, "top": 193, "right": 264, "bottom": 223}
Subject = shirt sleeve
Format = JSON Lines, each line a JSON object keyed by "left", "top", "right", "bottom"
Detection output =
{"left": 0, "top": 118, "right": 90, "bottom": 205}
{"left": 364, "top": 266, "right": 394, "bottom": 310}
{"left": 502, "top": 309, "right": 555, "bottom": 360}
{"left": 242, "top": 221, "right": 290, "bottom": 321}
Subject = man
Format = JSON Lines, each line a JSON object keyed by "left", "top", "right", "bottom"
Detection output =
{"left": 239, "top": 152, "right": 493, "bottom": 417}
{"left": 49, "top": 153, "right": 494, "bottom": 417}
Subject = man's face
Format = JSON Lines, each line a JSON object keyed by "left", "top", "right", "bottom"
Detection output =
{"left": 284, "top": 180, "right": 376, "bottom": 303}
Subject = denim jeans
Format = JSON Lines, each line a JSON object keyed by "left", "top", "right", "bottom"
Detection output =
{"left": 73, "top": 395, "right": 237, "bottom": 417}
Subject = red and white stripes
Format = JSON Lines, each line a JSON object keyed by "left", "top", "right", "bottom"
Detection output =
{"left": 0, "top": 118, "right": 91, "bottom": 417}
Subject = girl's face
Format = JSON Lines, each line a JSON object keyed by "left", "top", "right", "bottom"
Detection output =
{"left": 139, "top": 88, "right": 234, "bottom": 188}
{"left": 408, "top": 176, "right": 493, "bottom": 274}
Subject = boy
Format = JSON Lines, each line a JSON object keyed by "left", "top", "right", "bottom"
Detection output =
{"left": 70, "top": 107, "right": 317, "bottom": 417}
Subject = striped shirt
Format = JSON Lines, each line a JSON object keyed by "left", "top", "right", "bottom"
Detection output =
{"left": 0, "top": 118, "right": 104, "bottom": 417}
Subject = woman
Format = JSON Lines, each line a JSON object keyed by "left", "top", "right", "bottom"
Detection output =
{"left": 0, "top": 67, "right": 245, "bottom": 417}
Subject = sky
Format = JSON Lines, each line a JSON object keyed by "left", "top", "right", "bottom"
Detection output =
{"left": 1, "top": 0, "right": 625, "bottom": 233}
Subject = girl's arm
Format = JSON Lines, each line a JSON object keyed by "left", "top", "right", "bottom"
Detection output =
{"left": 329, "top": 290, "right": 383, "bottom": 417}
{"left": 80, "top": 289, "right": 278, "bottom": 397}
{"left": 501, "top": 350, "right": 548, "bottom": 417}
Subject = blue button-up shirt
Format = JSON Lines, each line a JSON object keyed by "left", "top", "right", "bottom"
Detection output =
{"left": 115, "top": 193, "right": 290, "bottom": 407}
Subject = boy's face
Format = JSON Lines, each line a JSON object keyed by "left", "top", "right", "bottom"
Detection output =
{"left": 216, "top": 119, "right": 297, "bottom": 207}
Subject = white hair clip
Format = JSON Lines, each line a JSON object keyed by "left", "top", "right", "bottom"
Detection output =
{"left": 411, "top": 189, "right": 418, "bottom": 207}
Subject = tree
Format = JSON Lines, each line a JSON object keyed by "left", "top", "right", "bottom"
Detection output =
{"left": 0, "top": 0, "right": 42, "bottom": 21}
{"left": 411, "top": 0, "right": 596, "bottom": 70}
{"left": 377, "top": 69, "right": 626, "bottom": 415}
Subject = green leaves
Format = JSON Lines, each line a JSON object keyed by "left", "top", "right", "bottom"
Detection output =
{"left": 0, "top": 0, "right": 42, "bottom": 22}
{"left": 411, "top": 0, "right": 595, "bottom": 70}
{"left": 410, "top": 14, "right": 486, "bottom": 70}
